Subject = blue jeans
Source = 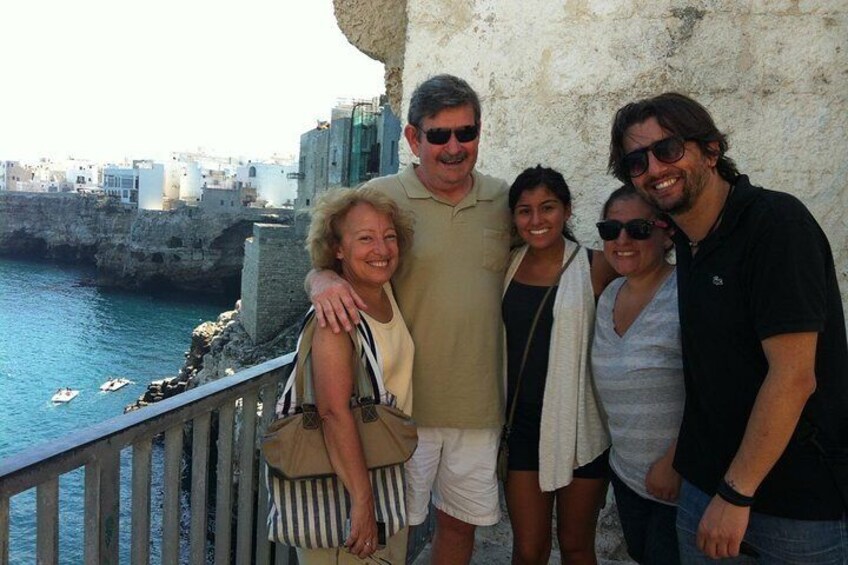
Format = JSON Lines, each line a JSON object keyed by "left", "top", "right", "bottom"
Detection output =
{"left": 611, "top": 472, "right": 680, "bottom": 564}
{"left": 676, "top": 480, "right": 848, "bottom": 564}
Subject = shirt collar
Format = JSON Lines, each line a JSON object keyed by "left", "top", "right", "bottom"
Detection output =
{"left": 670, "top": 174, "right": 759, "bottom": 251}
{"left": 397, "top": 164, "right": 496, "bottom": 203}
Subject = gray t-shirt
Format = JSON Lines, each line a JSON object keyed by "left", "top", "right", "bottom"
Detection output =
{"left": 591, "top": 270, "right": 684, "bottom": 504}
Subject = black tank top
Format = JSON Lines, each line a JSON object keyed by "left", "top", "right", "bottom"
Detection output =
{"left": 502, "top": 280, "right": 556, "bottom": 408}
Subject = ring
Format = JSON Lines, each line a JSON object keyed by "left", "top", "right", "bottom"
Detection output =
{"left": 364, "top": 541, "right": 371, "bottom": 547}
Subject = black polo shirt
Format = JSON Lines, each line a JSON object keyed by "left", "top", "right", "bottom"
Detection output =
{"left": 672, "top": 175, "right": 848, "bottom": 520}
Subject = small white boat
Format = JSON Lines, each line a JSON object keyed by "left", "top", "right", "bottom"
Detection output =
{"left": 100, "top": 377, "right": 132, "bottom": 392}
{"left": 52, "top": 388, "right": 80, "bottom": 403}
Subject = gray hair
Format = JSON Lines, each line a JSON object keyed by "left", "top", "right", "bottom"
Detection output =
{"left": 407, "top": 74, "right": 481, "bottom": 127}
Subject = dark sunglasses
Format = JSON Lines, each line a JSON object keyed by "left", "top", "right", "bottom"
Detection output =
{"left": 621, "top": 136, "right": 688, "bottom": 177}
{"left": 420, "top": 124, "right": 479, "bottom": 145}
{"left": 596, "top": 218, "right": 668, "bottom": 241}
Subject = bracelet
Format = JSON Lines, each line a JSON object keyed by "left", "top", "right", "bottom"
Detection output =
{"left": 716, "top": 478, "right": 755, "bottom": 507}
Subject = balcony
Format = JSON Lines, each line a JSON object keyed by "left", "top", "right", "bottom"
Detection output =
{"left": 0, "top": 354, "right": 297, "bottom": 564}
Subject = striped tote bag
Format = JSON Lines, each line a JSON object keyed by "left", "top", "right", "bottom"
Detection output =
{"left": 265, "top": 311, "right": 408, "bottom": 548}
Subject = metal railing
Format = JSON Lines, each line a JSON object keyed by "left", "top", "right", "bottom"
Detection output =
{"left": 0, "top": 353, "right": 295, "bottom": 565}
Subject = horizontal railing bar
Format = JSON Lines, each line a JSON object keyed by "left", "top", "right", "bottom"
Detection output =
{"left": 0, "top": 353, "right": 294, "bottom": 497}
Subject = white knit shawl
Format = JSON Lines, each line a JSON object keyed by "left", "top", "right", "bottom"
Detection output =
{"left": 504, "top": 239, "right": 611, "bottom": 491}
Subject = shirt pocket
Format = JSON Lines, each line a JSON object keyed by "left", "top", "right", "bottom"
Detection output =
{"left": 482, "top": 228, "right": 510, "bottom": 272}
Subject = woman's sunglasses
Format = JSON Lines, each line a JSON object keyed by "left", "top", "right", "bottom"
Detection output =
{"left": 420, "top": 124, "right": 479, "bottom": 145}
{"left": 596, "top": 218, "right": 667, "bottom": 241}
{"left": 621, "top": 136, "right": 688, "bottom": 177}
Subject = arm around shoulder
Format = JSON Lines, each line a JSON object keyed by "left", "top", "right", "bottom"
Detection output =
{"left": 306, "top": 268, "right": 366, "bottom": 333}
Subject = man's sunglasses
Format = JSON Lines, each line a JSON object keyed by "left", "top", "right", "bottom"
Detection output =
{"left": 621, "top": 136, "right": 688, "bottom": 178}
{"left": 420, "top": 124, "right": 479, "bottom": 145}
{"left": 596, "top": 218, "right": 667, "bottom": 241}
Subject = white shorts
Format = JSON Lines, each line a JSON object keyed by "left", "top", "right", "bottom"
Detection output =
{"left": 405, "top": 426, "right": 501, "bottom": 527}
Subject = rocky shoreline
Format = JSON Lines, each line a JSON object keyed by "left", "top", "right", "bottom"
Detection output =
{"left": 0, "top": 191, "right": 291, "bottom": 299}
{"left": 125, "top": 303, "right": 302, "bottom": 413}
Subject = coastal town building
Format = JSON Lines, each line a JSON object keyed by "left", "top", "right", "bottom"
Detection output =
{"left": 294, "top": 97, "right": 400, "bottom": 214}
{"left": 235, "top": 161, "right": 298, "bottom": 208}
{"left": 103, "top": 160, "right": 165, "bottom": 209}
{"left": 11, "top": 160, "right": 65, "bottom": 193}
{"left": 199, "top": 185, "right": 257, "bottom": 211}
{"left": 0, "top": 161, "right": 34, "bottom": 192}
{"left": 65, "top": 159, "right": 101, "bottom": 192}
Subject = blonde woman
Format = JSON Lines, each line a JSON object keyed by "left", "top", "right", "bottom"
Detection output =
{"left": 270, "top": 187, "right": 414, "bottom": 564}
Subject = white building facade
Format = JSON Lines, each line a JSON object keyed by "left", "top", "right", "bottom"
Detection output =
{"left": 0, "top": 161, "right": 34, "bottom": 192}
{"left": 235, "top": 161, "right": 298, "bottom": 207}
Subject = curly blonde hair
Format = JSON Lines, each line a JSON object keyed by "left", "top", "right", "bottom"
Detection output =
{"left": 306, "top": 187, "right": 414, "bottom": 273}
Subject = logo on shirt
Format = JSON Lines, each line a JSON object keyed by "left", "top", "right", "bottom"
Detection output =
{"left": 712, "top": 275, "right": 724, "bottom": 286}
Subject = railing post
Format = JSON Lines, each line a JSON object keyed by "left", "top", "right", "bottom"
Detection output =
{"left": 236, "top": 391, "right": 258, "bottom": 565}
{"left": 84, "top": 462, "right": 101, "bottom": 565}
{"left": 214, "top": 403, "right": 235, "bottom": 565}
{"left": 99, "top": 448, "right": 121, "bottom": 565}
{"left": 190, "top": 412, "right": 211, "bottom": 565}
{"left": 163, "top": 426, "right": 184, "bottom": 563}
{"left": 36, "top": 477, "right": 59, "bottom": 564}
{"left": 0, "top": 494, "right": 8, "bottom": 565}
{"left": 131, "top": 439, "right": 152, "bottom": 565}
{"left": 255, "top": 382, "right": 277, "bottom": 564}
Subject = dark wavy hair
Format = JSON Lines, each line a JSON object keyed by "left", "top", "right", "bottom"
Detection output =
{"left": 608, "top": 92, "right": 739, "bottom": 183}
{"left": 508, "top": 165, "right": 576, "bottom": 242}
{"left": 601, "top": 184, "right": 661, "bottom": 219}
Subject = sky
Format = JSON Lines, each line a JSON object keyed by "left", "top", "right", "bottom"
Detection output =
{"left": 0, "top": 0, "right": 385, "bottom": 164}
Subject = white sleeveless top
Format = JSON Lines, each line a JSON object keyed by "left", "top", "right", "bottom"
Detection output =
{"left": 361, "top": 284, "right": 414, "bottom": 416}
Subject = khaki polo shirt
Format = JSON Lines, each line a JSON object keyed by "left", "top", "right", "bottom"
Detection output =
{"left": 366, "top": 164, "right": 511, "bottom": 428}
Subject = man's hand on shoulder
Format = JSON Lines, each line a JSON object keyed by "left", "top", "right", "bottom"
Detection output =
{"left": 306, "top": 269, "right": 366, "bottom": 333}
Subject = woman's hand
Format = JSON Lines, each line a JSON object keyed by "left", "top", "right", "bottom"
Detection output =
{"left": 311, "top": 326, "right": 379, "bottom": 556}
{"left": 306, "top": 269, "right": 366, "bottom": 333}
{"left": 346, "top": 498, "right": 379, "bottom": 558}
{"left": 645, "top": 444, "right": 681, "bottom": 502}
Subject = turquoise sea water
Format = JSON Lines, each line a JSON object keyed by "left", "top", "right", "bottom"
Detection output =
{"left": 0, "top": 257, "right": 230, "bottom": 563}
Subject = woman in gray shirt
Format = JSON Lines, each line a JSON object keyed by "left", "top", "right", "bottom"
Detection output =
{"left": 591, "top": 185, "right": 684, "bottom": 564}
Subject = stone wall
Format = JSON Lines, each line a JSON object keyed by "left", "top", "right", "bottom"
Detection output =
{"left": 334, "top": 0, "right": 848, "bottom": 306}
{"left": 240, "top": 223, "right": 311, "bottom": 344}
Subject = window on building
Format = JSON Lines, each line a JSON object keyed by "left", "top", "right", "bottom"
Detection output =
{"left": 249, "top": 166, "right": 256, "bottom": 178}
{"left": 220, "top": 200, "right": 225, "bottom": 206}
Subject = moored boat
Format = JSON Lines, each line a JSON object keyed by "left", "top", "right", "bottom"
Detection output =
{"left": 52, "top": 388, "right": 80, "bottom": 403}
{"left": 100, "top": 377, "right": 132, "bottom": 392}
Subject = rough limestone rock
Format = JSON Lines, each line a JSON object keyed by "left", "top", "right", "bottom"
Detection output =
{"left": 125, "top": 308, "right": 302, "bottom": 412}
{"left": 334, "top": 0, "right": 407, "bottom": 112}
{"left": 335, "top": 0, "right": 848, "bottom": 310}
{"left": 0, "top": 192, "right": 288, "bottom": 297}
{"left": 182, "top": 308, "right": 300, "bottom": 390}
{"left": 0, "top": 192, "right": 133, "bottom": 262}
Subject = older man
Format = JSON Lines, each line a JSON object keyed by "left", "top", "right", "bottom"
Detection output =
{"left": 608, "top": 92, "right": 848, "bottom": 562}
{"left": 309, "top": 74, "right": 510, "bottom": 564}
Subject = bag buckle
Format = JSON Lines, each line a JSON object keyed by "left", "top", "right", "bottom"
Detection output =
{"left": 359, "top": 398, "right": 378, "bottom": 423}
{"left": 302, "top": 404, "right": 320, "bottom": 430}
